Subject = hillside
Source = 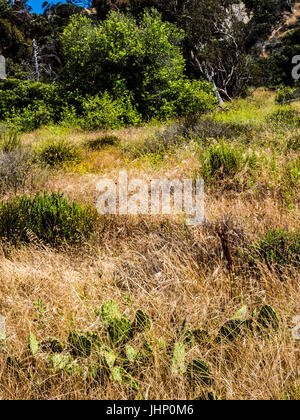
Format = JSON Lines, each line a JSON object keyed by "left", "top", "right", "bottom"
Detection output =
{"left": 0, "top": 88, "right": 299, "bottom": 400}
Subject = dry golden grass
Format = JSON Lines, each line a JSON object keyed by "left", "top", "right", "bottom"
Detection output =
{"left": 0, "top": 89, "right": 299, "bottom": 400}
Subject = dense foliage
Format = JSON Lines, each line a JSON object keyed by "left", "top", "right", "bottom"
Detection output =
{"left": 61, "top": 11, "right": 216, "bottom": 118}
{"left": 0, "top": 6, "right": 217, "bottom": 130}
{"left": 0, "top": 1, "right": 298, "bottom": 131}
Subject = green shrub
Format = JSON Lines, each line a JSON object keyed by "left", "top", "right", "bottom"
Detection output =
{"left": 0, "top": 79, "right": 60, "bottom": 118}
{"left": 200, "top": 139, "right": 258, "bottom": 181}
{"left": 61, "top": 11, "right": 216, "bottom": 120}
{"left": 166, "top": 79, "right": 217, "bottom": 118}
{"left": 0, "top": 79, "right": 64, "bottom": 131}
{"left": 286, "top": 135, "right": 300, "bottom": 152}
{"left": 80, "top": 93, "right": 141, "bottom": 130}
{"left": 36, "top": 139, "right": 81, "bottom": 167}
{"left": 0, "top": 191, "right": 97, "bottom": 245}
{"left": 256, "top": 229, "right": 300, "bottom": 269}
{"left": 5, "top": 103, "right": 54, "bottom": 132}
{"left": 59, "top": 105, "right": 80, "bottom": 128}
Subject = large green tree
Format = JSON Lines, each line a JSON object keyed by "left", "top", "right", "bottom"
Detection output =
{"left": 61, "top": 10, "right": 216, "bottom": 117}
{"left": 92, "top": 1, "right": 251, "bottom": 99}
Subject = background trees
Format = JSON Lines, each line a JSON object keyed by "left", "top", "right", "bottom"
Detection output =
{"left": 1, "top": 0, "right": 298, "bottom": 89}
{"left": 0, "top": 7, "right": 216, "bottom": 131}
{"left": 0, "top": 0, "right": 298, "bottom": 131}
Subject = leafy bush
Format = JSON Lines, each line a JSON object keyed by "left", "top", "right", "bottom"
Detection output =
{"left": 0, "top": 79, "right": 60, "bottom": 117}
{"left": 165, "top": 79, "right": 217, "bottom": 118}
{"left": 59, "top": 105, "right": 81, "bottom": 128}
{"left": 36, "top": 139, "right": 82, "bottom": 167}
{"left": 80, "top": 93, "right": 141, "bottom": 130}
{"left": 256, "top": 229, "right": 300, "bottom": 270}
{"left": 0, "top": 79, "right": 85, "bottom": 132}
{"left": 0, "top": 79, "right": 64, "bottom": 131}
{"left": 61, "top": 11, "right": 216, "bottom": 120}
{"left": 1, "top": 11, "right": 216, "bottom": 131}
{"left": 286, "top": 135, "right": 300, "bottom": 152}
{"left": 0, "top": 191, "right": 96, "bottom": 245}
{"left": 200, "top": 139, "right": 259, "bottom": 181}
{"left": 5, "top": 103, "right": 54, "bottom": 132}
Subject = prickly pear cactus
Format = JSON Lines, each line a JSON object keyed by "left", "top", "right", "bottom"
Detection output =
{"left": 125, "top": 345, "right": 139, "bottom": 362}
{"left": 101, "top": 300, "right": 122, "bottom": 327}
{"left": 136, "top": 341, "right": 154, "bottom": 365}
{"left": 157, "top": 337, "right": 167, "bottom": 351}
{"left": 111, "top": 366, "right": 139, "bottom": 391}
{"left": 171, "top": 342, "right": 186, "bottom": 375}
{"left": 185, "top": 329, "right": 210, "bottom": 346}
{"left": 68, "top": 330, "right": 99, "bottom": 357}
{"left": 29, "top": 333, "right": 39, "bottom": 355}
{"left": 108, "top": 316, "right": 132, "bottom": 346}
{"left": 48, "top": 354, "right": 74, "bottom": 374}
{"left": 133, "top": 310, "right": 151, "bottom": 333}
{"left": 41, "top": 338, "right": 65, "bottom": 353}
{"left": 232, "top": 305, "right": 248, "bottom": 321}
{"left": 215, "top": 320, "right": 244, "bottom": 343}
{"left": 101, "top": 300, "right": 132, "bottom": 346}
{"left": 100, "top": 346, "right": 117, "bottom": 369}
{"left": 88, "top": 362, "right": 109, "bottom": 383}
{"left": 257, "top": 305, "right": 279, "bottom": 331}
{"left": 186, "top": 359, "right": 213, "bottom": 386}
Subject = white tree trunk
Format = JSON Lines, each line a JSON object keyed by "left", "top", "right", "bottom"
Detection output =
{"left": 33, "top": 39, "right": 39, "bottom": 81}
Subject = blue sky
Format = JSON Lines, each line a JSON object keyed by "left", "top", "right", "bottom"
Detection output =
{"left": 27, "top": 1, "right": 67, "bottom": 14}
